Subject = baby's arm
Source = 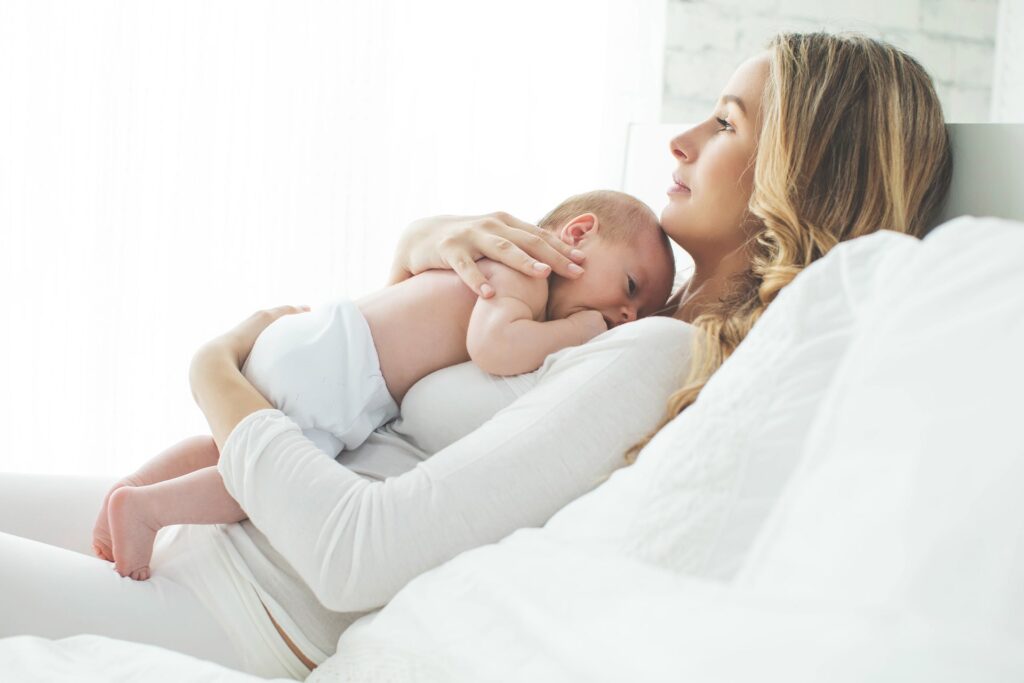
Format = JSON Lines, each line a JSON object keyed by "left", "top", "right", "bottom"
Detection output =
{"left": 466, "top": 263, "right": 605, "bottom": 376}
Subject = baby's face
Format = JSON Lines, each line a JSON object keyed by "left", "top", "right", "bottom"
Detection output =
{"left": 546, "top": 229, "right": 674, "bottom": 328}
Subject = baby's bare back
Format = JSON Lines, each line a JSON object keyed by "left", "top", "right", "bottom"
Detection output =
{"left": 357, "top": 267, "right": 485, "bottom": 405}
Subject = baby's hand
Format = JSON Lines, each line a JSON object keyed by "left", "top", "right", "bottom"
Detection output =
{"left": 567, "top": 309, "right": 608, "bottom": 344}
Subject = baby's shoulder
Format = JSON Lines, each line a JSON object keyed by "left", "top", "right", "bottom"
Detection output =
{"left": 477, "top": 259, "right": 549, "bottom": 313}
{"left": 476, "top": 259, "right": 547, "bottom": 288}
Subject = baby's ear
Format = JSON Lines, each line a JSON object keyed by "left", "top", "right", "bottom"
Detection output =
{"left": 558, "top": 213, "right": 599, "bottom": 246}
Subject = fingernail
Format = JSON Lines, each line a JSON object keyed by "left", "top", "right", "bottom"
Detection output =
{"left": 568, "top": 263, "right": 584, "bottom": 275}
{"left": 533, "top": 262, "right": 551, "bottom": 272}
{"left": 571, "top": 249, "right": 586, "bottom": 261}
{"left": 480, "top": 283, "right": 494, "bottom": 297}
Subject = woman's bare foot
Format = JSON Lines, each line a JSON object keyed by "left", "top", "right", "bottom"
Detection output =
{"left": 92, "top": 475, "right": 144, "bottom": 562}
{"left": 107, "top": 485, "right": 162, "bottom": 581}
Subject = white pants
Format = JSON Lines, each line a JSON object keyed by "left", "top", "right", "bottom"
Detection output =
{"left": 0, "top": 473, "right": 311, "bottom": 680}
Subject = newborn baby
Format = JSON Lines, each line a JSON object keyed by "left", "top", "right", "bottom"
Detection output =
{"left": 94, "top": 189, "right": 676, "bottom": 580}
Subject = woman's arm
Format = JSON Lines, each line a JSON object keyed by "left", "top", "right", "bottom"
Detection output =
{"left": 389, "top": 212, "right": 587, "bottom": 298}
{"left": 189, "top": 306, "right": 308, "bottom": 450}
{"left": 217, "top": 316, "right": 694, "bottom": 613}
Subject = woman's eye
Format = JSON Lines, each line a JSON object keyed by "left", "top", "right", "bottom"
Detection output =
{"left": 715, "top": 116, "right": 733, "bottom": 132}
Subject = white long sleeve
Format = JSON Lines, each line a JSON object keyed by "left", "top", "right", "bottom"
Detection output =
{"left": 218, "top": 316, "right": 693, "bottom": 613}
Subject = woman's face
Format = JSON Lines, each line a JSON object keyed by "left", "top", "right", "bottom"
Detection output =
{"left": 661, "top": 53, "right": 770, "bottom": 265}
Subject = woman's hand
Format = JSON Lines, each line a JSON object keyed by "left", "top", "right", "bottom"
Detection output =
{"left": 193, "top": 304, "right": 311, "bottom": 370}
{"left": 388, "top": 212, "right": 587, "bottom": 298}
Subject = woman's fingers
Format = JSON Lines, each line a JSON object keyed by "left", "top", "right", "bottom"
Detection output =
{"left": 249, "top": 305, "right": 310, "bottom": 337}
{"left": 440, "top": 243, "right": 495, "bottom": 298}
{"left": 394, "top": 211, "right": 587, "bottom": 299}
{"left": 221, "top": 305, "right": 311, "bottom": 365}
{"left": 498, "top": 212, "right": 587, "bottom": 265}
{"left": 484, "top": 214, "right": 585, "bottom": 281}
{"left": 468, "top": 214, "right": 581, "bottom": 282}
{"left": 259, "top": 305, "right": 310, "bottom": 321}
{"left": 486, "top": 231, "right": 584, "bottom": 281}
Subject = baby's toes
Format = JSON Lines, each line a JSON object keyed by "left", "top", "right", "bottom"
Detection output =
{"left": 93, "top": 539, "right": 114, "bottom": 562}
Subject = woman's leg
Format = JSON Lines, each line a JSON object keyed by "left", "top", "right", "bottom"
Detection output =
{"left": 108, "top": 465, "right": 246, "bottom": 580}
{"left": 0, "top": 473, "right": 117, "bottom": 555}
{"left": 0, "top": 473, "right": 309, "bottom": 679}
{"left": 0, "top": 529, "right": 246, "bottom": 672}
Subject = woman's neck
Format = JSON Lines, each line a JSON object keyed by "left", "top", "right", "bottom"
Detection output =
{"left": 671, "top": 246, "right": 751, "bottom": 324}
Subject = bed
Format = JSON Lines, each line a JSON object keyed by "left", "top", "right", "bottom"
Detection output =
{"left": 3, "top": 123, "right": 1023, "bottom": 682}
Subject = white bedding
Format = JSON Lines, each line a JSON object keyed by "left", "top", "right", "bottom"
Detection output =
{"left": 0, "top": 634, "right": 284, "bottom": 683}
{"left": 4, "top": 215, "right": 1024, "bottom": 682}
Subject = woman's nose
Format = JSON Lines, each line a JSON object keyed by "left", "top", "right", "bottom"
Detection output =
{"left": 671, "top": 140, "right": 687, "bottom": 161}
{"left": 669, "top": 124, "right": 700, "bottom": 162}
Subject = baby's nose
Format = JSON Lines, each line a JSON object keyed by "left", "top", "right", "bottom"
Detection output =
{"left": 620, "top": 305, "right": 637, "bottom": 323}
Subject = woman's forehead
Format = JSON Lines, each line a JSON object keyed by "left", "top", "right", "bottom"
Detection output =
{"left": 720, "top": 53, "right": 770, "bottom": 112}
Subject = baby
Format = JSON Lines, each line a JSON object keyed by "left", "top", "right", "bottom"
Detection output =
{"left": 94, "top": 189, "right": 676, "bottom": 580}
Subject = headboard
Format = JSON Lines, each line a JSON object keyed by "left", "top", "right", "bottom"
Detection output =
{"left": 622, "top": 123, "right": 1024, "bottom": 233}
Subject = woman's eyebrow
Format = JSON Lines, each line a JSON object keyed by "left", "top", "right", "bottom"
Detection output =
{"left": 720, "top": 94, "right": 747, "bottom": 116}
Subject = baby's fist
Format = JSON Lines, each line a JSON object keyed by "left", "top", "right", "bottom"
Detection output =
{"left": 568, "top": 309, "right": 608, "bottom": 343}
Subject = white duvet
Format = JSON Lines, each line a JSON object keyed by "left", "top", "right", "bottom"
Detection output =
{"left": 4, "top": 216, "right": 1024, "bottom": 682}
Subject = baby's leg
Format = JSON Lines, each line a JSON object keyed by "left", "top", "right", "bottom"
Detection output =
{"left": 126, "top": 434, "right": 222, "bottom": 485}
{"left": 108, "top": 466, "right": 244, "bottom": 581}
{"left": 92, "top": 435, "right": 220, "bottom": 561}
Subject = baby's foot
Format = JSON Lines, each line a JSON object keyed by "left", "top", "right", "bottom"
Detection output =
{"left": 107, "top": 486, "right": 161, "bottom": 581}
{"left": 92, "top": 476, "right": 142, "bottom": 561}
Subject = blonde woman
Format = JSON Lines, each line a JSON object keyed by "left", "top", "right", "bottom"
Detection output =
{"left": 0, "top": 33, "right": 952, "bottom": 680}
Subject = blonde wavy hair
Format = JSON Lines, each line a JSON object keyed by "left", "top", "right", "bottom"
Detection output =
{"left": 625, "top": 31, "right": 953, "bottom": 465}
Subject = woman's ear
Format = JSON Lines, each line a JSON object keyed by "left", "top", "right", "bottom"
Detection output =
{"left": 558, "top": 213, "right": 599, "bottom": 246}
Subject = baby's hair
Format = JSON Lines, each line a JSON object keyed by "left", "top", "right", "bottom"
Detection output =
{"left": 537, "top": 189, "right": 659, "bottom": 244}
{"left": 538, "top": 189, "right": 675, "bottom": 286}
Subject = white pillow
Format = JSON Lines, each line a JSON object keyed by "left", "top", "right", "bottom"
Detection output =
{"left": 742, "top": 216, "right": 1024, "bottom": 639}
{"left": 541, "top": 228, "right": 921, "bottom": 579}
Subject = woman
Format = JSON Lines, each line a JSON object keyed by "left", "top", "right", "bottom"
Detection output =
{"left": 0, "top": 33, "right": 951, "bottom": 680}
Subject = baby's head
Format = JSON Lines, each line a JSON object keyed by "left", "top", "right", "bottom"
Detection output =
{"left": 537, "top": 190, "right": 675, "bottom": 328}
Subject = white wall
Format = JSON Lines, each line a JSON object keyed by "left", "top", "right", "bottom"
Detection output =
{"left": 0, "top": 0, "right": 667, "bottom": 476}
{"left": 991, "top": 0, "right": 1024, "bottom": 121}
{"left": 662, "top": 0, "right": 1000, "bottom": 123}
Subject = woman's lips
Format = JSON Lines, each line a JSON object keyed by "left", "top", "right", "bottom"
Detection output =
{"left": 668, "top": 175, "right": 691, "bottom": 195}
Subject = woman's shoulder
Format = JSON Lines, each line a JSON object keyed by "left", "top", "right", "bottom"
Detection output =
{"left": 611, "top": 315, "right": 693, "bottom": 342}
{"left": 537, "top": 315, "right": 694, "bottom": 379}
{"left": 591, "top": 315, "right": 694, "bottom": 356}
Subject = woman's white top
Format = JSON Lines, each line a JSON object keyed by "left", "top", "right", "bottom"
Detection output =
{"left": 215, "top": 317, "right": 694, "bottom": 663}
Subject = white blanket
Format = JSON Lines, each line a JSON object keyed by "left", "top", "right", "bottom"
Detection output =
{"left": 0, "top": 634, "right": 285, "bottom": 683}
{"left": 4, "top": 216, "right": 1024, "bottom": 682}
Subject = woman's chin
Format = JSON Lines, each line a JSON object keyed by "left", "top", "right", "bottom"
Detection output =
{"left": 659, "top": 205, "right": 695, "bottom": 243}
